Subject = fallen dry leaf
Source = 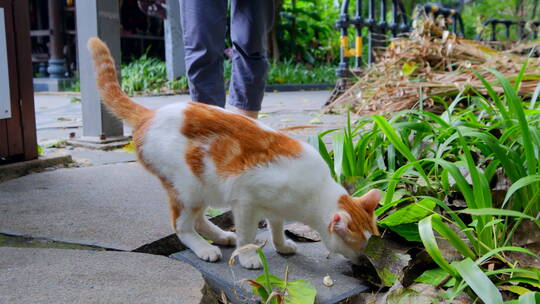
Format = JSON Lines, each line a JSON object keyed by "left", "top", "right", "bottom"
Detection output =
{"left": 284, "top": 222, "right": 321, "bottom": 242}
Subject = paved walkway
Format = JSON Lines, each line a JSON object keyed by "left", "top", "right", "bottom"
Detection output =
{"left": 37, "top": 91, "right": 342, "bottom": 140}
{"left": 1, "top": 91, "right": 354, "bottom": 303}
{"left": 1, "top": 247, "right": 204, "bottom": 304}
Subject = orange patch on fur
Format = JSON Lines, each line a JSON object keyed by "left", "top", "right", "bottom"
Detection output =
{"left": 181, "top": 102, "right": 302, "bottom": 176}
{"left": 185, "top": 142, "right": 205, "bottom": 179}
{"left": 338, "top": 195, "right": 380, "bottom": 248}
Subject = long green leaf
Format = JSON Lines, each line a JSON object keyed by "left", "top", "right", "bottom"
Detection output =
{"left": 372, "top": 115, "right": 430, "bottom": 186}
{"left": 344, "top": 111, "right": 357, "bottom": 176}
{"left": 257, "top": 248, "right": 273, "bottom": 295}
{"left": 530, "top": 82, "right": 540, "bottom": 109}
{"left": 485, "top": 268, "right": 539, "bottom": 277}
{"left": 378, "top": 162, "right": 418, "bottom": 213}
{"left": 519, "top": 292, "right": 540, "bottom": 304}
{"left": 473, "top": 71, "right": 510, "bottom": 121}
{"left": 425, "top": 158, "right": 474, "bottom": 207}
{"left": 453, "top": 258, "right": 503, "bottom": 304}
{"left": 379, "top": 198, "right": 435, "bottom": 227}
{"left": 332, "top": 133, "right": 345, "bottom": 182}
{"left": 418, "top": 215, "right": 457, "bottom": 276}
{"left": 487, "top": 68, "right": 537, "bottom": 177}
{"left": 459, "top": 208, "right": 535, "bottom": 220}
{"left": 476, "top": 246, "right": 540, "bottom": 265}
{"left": 456, "top": 130, "right": 492, "bottom": 248}
{"left": 502, "top": 175, "right": 540, "bottom": 208}
{"left": 506, "top": 189, "right": 540, "bottom": 246}
{"left": 418, "top": 196, "right": 477, "bottom": 245}
{"left": 513, "top": 59, "right": 528, "bottom": 91}
{"left": 431, "top": 214, "right": 476, "bottom": 259}
{"left": 457, "top": 129, "right": 491, "bottom": 210}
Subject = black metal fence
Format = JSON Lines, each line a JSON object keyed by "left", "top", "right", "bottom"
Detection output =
{"left": 329, "top": 1, "right": 539, "bottom": 103}
{"left": 335, "top": 1, "right": 466, "bottom": 79}
{"left": 476, "top": 19, "right": 540, "bottom": 42}
{"left": 336, "top": 0, "right": 409, "bottom": 78}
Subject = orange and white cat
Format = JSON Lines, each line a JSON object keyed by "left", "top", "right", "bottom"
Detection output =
{"left": 87, "top": 38, "right": 380, "bottom": 269}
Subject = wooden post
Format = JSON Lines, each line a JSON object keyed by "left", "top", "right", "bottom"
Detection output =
{"left": 0, "top": 0, "right": 37, "bottom": 161}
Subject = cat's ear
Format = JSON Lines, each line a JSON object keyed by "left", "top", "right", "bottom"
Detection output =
{"left": 329, "top": 213, "right": 349, "bottom": 239}
{"left": 359, "top": 189, "right": 381, "bottom": 214}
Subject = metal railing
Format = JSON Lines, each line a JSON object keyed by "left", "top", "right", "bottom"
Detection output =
{"left": 476, "top": 19, "right": 540, "bottom": 42}
{"left": 329, "top": 1, "right": 466, "bottom": 104}
{"left": 336, "top": 0, "right": 410, "bottom": 78}
{"left": 335, "top": 1, "right": 465, "bottom": 79}
{"left": 330, "top": 1, "right": 538, "bottom": 104}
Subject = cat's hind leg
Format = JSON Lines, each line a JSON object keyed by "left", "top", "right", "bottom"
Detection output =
{"left": 267, "top": 219, "right": 297, "bottom": 255}
{"left": 195, "top": 209, "right": 237, "bottom": 246}
{"left": 233, "top": 206, "right": 262, "bottom": 269}
{"left": 177, "top": 207, "right": 223, "bottom": 262}
{"left": 168, "top": 197, "right": 182, "bottom": 231}
{"left": 156, "top": 172, "right": 220, "bottom": 262}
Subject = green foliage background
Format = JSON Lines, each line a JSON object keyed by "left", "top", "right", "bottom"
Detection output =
{"left": 270, "top": 0, "right": 540, "bottom": 65}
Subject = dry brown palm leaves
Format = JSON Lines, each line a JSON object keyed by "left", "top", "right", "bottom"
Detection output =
{"left": 326, "top": 19, "right": 540, "bottom": 115}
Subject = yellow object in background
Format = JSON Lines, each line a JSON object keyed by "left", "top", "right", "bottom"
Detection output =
{"left": 340, "top": 36, "right": 362, "bottom": 57}
{"left": 340, "top": 36, "right": 349, "bottom": 48}
{"left": 355, "top": 36, "right": 362, "bottom": 57}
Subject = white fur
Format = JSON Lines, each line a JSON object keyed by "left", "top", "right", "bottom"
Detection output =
{"left": 140, "top": 103, "right": 365, "bottom": 268}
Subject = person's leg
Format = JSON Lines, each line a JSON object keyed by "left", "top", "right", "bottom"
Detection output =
{"left": 228, "top": 0, "right": 274, "bottom": 116}
{"left": 180, "top": 0, "right": 228, "bottom": 107}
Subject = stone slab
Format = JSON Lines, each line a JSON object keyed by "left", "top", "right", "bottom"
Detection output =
{"left": 0, "top": 247, "right": 204, "bottom": 304}
{"left": 171, "top": 231, "right": 369, "bottom": 304}
{"left": 67, "top": 138, "right": 132, "bottom": 150}
{"left": 0, "top": 153, "right": 73, "bottom": 183}
{"left": 0, "top": 162, "right": 171, "bottom": 250}
{"left": 69, "top": 149, "right": 137, "bottom": 166}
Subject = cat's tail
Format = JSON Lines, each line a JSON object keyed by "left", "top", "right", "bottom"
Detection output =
{"left": 87, "top": 37, "right": 152, "bottom": 126}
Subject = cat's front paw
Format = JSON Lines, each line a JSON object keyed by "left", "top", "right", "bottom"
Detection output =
{"left": 239, "top": 252, "right": 262, "bottom": 269}
{"left": 193, "top": 244, "right": 222, "bottom": 262}
{"left": 274, "top": 239, "right": 297, "bottom": 255}
{"left": 212, "top": 231, "right": 237, "bottom": 246}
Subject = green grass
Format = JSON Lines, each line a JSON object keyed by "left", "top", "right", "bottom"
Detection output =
{"left": 120, "top": 53, "right": 188, "bottom": 96}
{"left": 121, "top": 55, "right": 336, "bottom": 96}
{"left": 310, "top": 64, "right": 540, "bottom": 302}
{"left": 259, "top": 60, "right": 335, "bottom": 85}
{"left": 70, "top": 54, "right": 337, "bottom": 96}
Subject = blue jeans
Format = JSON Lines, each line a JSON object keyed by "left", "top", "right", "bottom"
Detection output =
{"left": 180, "top": 0, "right": 274, "bottom": 111}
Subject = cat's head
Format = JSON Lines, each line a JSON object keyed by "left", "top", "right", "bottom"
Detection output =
{"left": 327, "top": 189, "right": 380, "bottom": 262}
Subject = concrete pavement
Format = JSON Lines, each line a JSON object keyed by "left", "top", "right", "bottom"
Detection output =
{"left": 0, "top": 162, "right": 169, "bottom": 250}
{"left": 0, "top": 247, "right": 204, "bottom": 304}
{"left": 36, "top": 91, "right": 344, "bottom": 146}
